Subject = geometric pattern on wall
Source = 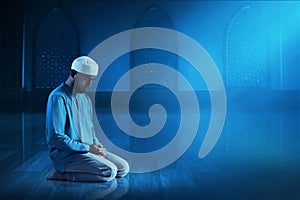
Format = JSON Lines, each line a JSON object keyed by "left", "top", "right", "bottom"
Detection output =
{"left": 34, "top": 8, "right": 79, "bottom": 88}
{"left": 225, "top": 6, "right": 269, "bottom": 87}
{"left": 130, "top": 4, "right": 177, "bottom": 89}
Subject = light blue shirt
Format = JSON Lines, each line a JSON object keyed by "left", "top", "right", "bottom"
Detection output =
{"left": 46, "top": 82, "right": 99, "bottom": 172}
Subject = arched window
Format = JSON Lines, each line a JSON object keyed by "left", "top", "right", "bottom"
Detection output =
{"left": 130, "top": 4, "right": 177, "bottom": 90}
{"left": 225, "top": 6, "right": 269, "bottom": 88}
{"left": 34, "top": 8, "right": 79, "bottom": 88}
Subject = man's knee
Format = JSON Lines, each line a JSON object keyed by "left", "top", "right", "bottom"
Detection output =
{"left": 102, "top": 165, "right": 118, "bottom": 182}
{"left": 116, "top": 160, "right": 129, "bottom": 178}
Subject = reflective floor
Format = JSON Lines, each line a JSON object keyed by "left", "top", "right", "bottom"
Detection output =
{"left": 0, "top": 109, "right": 299, "bottom": 199}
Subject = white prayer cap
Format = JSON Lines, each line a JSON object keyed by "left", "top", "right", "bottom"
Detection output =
{"left": 71, "top": 56, "right": 98, "bottom": 76}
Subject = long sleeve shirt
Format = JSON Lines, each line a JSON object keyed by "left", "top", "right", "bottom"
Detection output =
{"left": 45, "top": 82, "right": 99, "bottom": 172}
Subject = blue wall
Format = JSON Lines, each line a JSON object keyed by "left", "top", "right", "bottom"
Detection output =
{"left": 57, "top": 1, "right": 300, "bottom": 91}
{"left": 0, "top": 0, "right": 296, "bottom": 112}
{"left": 21, "top": 1, "right": 300, "bottom": 92}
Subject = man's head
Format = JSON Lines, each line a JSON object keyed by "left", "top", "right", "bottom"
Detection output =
{"left": 70, "top": 56, "right": 98, "bottom": 93}
{"left": 71, "top": 56, "right": 98, "bottom": 76}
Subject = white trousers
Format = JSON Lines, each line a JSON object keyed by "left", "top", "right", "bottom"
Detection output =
{"left": 63, "top": 152, "right": 129, "bottom": 182}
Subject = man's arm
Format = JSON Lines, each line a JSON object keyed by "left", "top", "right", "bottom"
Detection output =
{"left": 46, "top": 95, "right": 89, "bottom": 152}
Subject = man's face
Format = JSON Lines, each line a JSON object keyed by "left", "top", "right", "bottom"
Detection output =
{"left": 73, "top": 73, "right": 96, "bottom": 93}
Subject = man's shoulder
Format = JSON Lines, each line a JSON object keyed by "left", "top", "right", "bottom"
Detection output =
{"left": 49, "top": 83, "right": 70, "bottom": 98}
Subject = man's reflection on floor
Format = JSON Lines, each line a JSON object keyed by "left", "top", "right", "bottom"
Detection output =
{"left": 48, "top": 177, "right": 129, "bottom": 200}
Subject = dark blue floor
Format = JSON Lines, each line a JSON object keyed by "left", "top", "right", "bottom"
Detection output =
{"left": 0, "top": 109, "right": 299, "bottom": 199}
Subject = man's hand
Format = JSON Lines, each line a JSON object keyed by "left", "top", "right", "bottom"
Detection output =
{"left": 89, "top": 143, "right": 106, "bottom": 157}
{"left": 95, "top": 143, "right": 104, "bottom": 148}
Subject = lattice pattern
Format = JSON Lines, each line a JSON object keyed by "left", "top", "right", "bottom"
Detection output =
{"left": 225, "top": 6, "right": 269, "bottom": 87}
{"left": 34, "top": 8, "right": 79, "bottom": 88}
{"left": 131, "top": 4, "right": 177, "bottom": 89}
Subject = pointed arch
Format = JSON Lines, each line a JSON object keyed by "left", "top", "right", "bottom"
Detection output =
{"left": 130, "top": 4, "right": 177, "bottom": 90}
{"left": 34, "top": 8, "right": 79, "bottom": 88}
{"left": 225, "top": 6, "right": 269, "bottom": 87}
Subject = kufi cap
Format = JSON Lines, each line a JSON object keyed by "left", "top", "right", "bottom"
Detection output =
{"left": 71, "top": 56, "right": 98, "bottom": 76}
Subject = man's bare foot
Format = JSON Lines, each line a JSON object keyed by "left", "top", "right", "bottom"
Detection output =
{"left": 47, "top": 170, "right": 66, "bottom": 181}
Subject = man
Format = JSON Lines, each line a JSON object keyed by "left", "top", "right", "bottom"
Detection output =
{"left": 46, "top": 56, "right": 129, "bottom": 182}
